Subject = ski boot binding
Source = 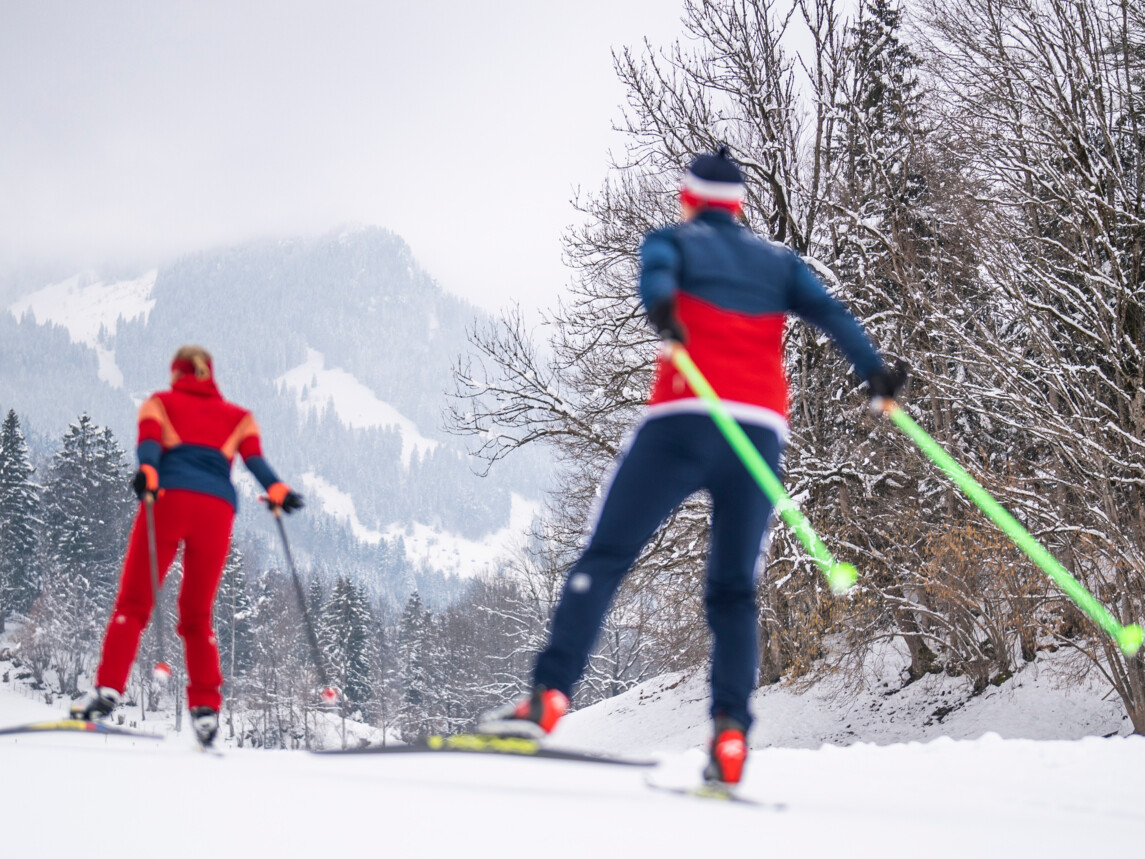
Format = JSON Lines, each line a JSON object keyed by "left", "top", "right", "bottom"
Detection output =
{"left": 191, "top": 707, "right": 219, "bottom": 748}
{"left": 477, "top": 686, "right": 569, "bottom": 738}
{"left": 69, "top": 687, "right": 122, "bottom": 722}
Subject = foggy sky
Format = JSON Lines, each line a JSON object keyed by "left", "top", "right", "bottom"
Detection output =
{"left": 0, "top": 1, "right": 683, "bottom": 314}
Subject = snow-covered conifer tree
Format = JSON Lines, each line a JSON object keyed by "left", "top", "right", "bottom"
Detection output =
{"left": 28, "top": 415, "right": 132, "bottom": 694}
{"left": 318, "top": 576, "right": 377, "bottom": 720}
{"left": 0, "top": 409, "right": 40, "bottom": 628}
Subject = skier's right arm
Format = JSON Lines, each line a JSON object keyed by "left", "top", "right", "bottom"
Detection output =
{"left": 134, "top": 396, "right": 165, "bottom": 498}
{"left": 639, "top": 230, "right": 687, "bottom": 343}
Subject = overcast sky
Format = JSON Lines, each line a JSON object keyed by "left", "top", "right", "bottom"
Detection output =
{"left": 0, "top": 1, "right": 685, "bottom": 315}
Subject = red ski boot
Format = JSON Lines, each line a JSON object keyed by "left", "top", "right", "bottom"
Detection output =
{"left": 477, "top": 686, "right": 570, "bottom": 738}
{"left": 703, "top": 716, "right": 748, "bottom": 785}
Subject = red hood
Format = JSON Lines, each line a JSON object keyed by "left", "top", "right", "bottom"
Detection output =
{"left": 171, "top": 374, "right": 222, "bottom": 399}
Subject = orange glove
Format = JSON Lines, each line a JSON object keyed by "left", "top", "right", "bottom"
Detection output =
{"left": 266, "top": 482, "right": 304, "bottom": 514}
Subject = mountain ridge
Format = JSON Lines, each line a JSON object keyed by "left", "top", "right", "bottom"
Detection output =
{"left": 2, "top": 226, "right": 546, "bottom": 605}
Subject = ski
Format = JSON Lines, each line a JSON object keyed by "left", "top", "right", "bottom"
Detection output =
{"left": 314, "top": 732, "right": 656, "bottom": 767}
{"left": 644, "top": 777, "right": 784, "bottom": 809}
{"left": 0, "top": 719, "right": 164, "bottom": 740}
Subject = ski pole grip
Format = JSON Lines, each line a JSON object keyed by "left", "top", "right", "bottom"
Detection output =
{"left": 869, "top": 396, "right": 897, "bottom": 417}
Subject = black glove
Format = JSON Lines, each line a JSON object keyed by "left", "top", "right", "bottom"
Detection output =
{"left": 132, "top": 465, "right": 159, "bottom": 501}
{"left": 281, "top": 491, "right": 305, "bottom": 514}
{"left": 647, "top": 299, "right": 687, "bottom": 344}
{"left": 867, "top": 359, "right": 909, "bottom": 401}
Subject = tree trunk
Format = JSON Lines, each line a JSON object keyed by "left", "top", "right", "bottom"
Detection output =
{"left": 758, "top": 583, "right": 785, "bottom": 684}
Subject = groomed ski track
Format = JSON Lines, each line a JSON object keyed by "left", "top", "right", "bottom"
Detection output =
{"left": 4, "top": 724, "right": 1143, "bottom": 857}
{"left": 4, "top": 654, "right": 1144, "bottom": 857}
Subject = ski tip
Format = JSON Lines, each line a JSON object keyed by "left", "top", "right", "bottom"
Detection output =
{"left": 1118, "top": 624, "right": 1143, "bottom": 657}
{"left": 828, "top": 562, "right": 858, "bottom": 594}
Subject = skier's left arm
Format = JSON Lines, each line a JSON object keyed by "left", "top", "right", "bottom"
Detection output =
{"left": 233, "top": 415, "right": 304, "bottom": 513}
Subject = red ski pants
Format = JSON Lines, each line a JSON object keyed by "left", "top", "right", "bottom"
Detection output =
{"left": 96, "top": 489, "right": 234, "bottom": 711}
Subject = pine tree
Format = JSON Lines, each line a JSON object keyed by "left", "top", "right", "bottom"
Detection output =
{"left": 40, "top": 415, "right": 133, "bottom": 600}
{"left": 318, "top": 576, "right": 377, "bottom": 719}
{"left": 216, "top": 546, "right": 256, "bottom": 683}
{"left": 0, "top": 409, "right": 40, "bottom": 627}
{"left": 41, "top": 415, "right": 99, "bottom": 577}
{"left": 306, "top": 577, "right": 326, "bottom": 623}
{"left": 813, "top": 0, "right": 963, "bottom": 682}
{"left": 393, "top": 591, "right": 443, "bottom": 741}
{"left": 89, "top": 425, "right": 135, "bottom": 600}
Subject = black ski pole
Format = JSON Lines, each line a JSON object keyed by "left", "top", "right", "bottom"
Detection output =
{"left": 143, "top": 495, "right": 172, "bottom": 683}
{"left": 267, "top": 503, "right": 339, "bottom": 704}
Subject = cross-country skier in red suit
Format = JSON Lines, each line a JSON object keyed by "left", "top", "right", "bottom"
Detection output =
{"left": 71, "top": 345, "right": 303, "bottom": 747}
{"left": 480, "top": 149, "right": 907, "bottom": 786}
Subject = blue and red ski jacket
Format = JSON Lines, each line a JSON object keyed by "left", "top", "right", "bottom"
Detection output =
{"left": 135, "top": 374, "right": 282, "bottom": 509}
{"left": 639, "top": 208, "right": 884, "bottom": 436}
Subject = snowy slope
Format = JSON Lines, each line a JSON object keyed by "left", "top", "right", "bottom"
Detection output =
{"left": 278, "top": 347, "right": 438, "bottom": 466}
{"left": 383, "top": 492, "right": 538, "bottom": 577}
{"left": 301, "top": 472, "right": 538, "bottom": 577}
{"left": 1, "top": 677, "right": 1141, "bottom": 858}
{"left": 7, "top": 270, "right": 157, "bottom": 388}
{"left": 298, "top": 470, "right": 386, "bottom": 544}
{"left": 557, "top": 645, "right": 1133, "bottom": 758}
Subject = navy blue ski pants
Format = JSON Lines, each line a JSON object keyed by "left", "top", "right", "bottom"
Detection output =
{"left": 533, "top": 412, "right": 783, "bottom": 730}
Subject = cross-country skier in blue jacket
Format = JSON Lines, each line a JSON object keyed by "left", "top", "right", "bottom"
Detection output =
{"left": 480, "top": 149, "right": 906, "bottom": 786}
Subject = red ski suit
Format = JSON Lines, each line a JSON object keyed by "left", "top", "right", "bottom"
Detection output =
{"left": 95, "top": 373, "right": 285, "bottom": 711}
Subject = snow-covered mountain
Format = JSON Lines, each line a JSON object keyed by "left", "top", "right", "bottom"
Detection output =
{"left": 0, "top": 227, "right": 547, "bottom": 604}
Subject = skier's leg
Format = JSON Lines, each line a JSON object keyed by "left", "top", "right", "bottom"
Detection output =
{"left": 176, "top": 494, "right": 234, "bottom": 712}
{"left": 94, "top": 498, "right": 181, "bottom": 693}
{"left": 704, "top": 424, "right": 782, "bottom": 731}
{"left": 534, "top": 415, "right": 706, "bottom": 696}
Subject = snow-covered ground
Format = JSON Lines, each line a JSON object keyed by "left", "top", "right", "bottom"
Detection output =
{"left": 2, "top": 641, "right": 1141, "bottom": 857}
{"left": 7, "top": 270, "right": 157, "bottom": 388}
{"left": 559, "top": 648, "right": 1134, "bottom": 755}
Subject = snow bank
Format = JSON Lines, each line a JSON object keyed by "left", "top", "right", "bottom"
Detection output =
{"left": 556, "top": 645, "right": 1130, "bottom": 758}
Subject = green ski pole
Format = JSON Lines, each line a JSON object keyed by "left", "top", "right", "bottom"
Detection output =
{"left": 667, "top": 344, "right": 857, "bottom": 594}
{"left": 879, "top": 400, "right": 1143, "bottom": 657}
